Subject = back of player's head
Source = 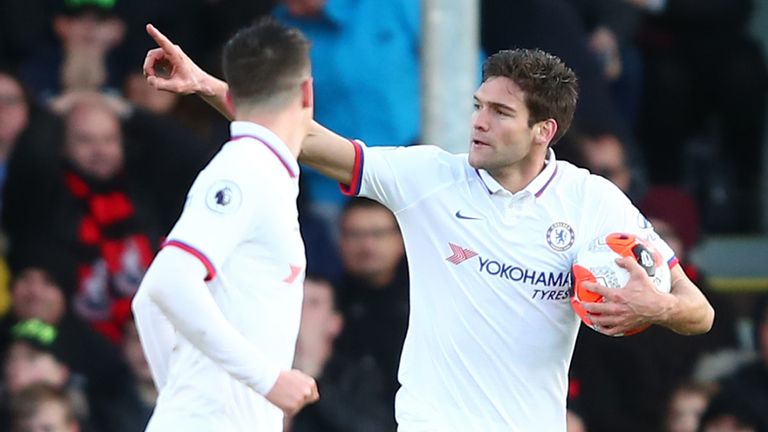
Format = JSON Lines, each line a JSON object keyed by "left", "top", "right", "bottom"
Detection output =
{"left": 222, "top": 17, "right": 311, "bottom": 111}
{"left": 483, "top": 49, "right": 578, "bottom": 144}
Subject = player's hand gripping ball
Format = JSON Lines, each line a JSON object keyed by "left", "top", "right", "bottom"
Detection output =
{"left": 571, "top": 232, "right": 671, "bottom": 336}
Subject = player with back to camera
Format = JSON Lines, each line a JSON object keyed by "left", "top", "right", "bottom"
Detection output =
{"left": 131, "top": 18, "right": 318, "bottom": 432}
{"left": 141, "top": 22, "right": 714, "bottom": 431}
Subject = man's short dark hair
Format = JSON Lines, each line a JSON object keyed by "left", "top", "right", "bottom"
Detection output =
{"left": 482, "top": 49, "right": 579, "bottom": 144}
{"left": 341, "top": 197, "right": 389, "bottom": 216}
{"left": 222, "top": 17, "right": 311, "bottom": 110}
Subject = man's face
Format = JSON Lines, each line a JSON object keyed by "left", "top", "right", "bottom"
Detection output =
{"left": 340, "top": 206, "right": 404, "bottom": 283}
{"left": 580, "top": 134, "right": 630, "bottom": 193}
{"left": 298, "top": 279, "right": 341, "bottom": 346}
{"left": 4, "top": 343, "right": 68, "bottom": 394}
{"left": 64, "top": 104, "right": 124, "bottom": 180}
{"left": 0, "top": 73, "right": 29, "bottom": 147}
{"left": 15, "top": 401, "right": 78, "bottom": 432}
{"left": 12, "top": 269, "right": 66, "bottom": 325}
{"left": 283, "top": 0, "right": 326, "bottom": 17}
{"left": 666, "top": 390, "right": 707, "bottom": 432}
{"left": 469, "top": 77, "right": 537, "bottom": 174}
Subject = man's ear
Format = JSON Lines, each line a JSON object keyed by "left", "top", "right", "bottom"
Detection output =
{"left": 534, "top": 118, "right": 558, "bottom": 146}
{"left": 329, "top": 312, "right": 343, "bottom": 339}
{"left": 53, "top": 16, "right": 71, "bottom": 42}
{"left": 300, "top": 77, "right": 314, "bottom": 109}
{"left": 225, "top": 91, "right": 235, "bottom": 117}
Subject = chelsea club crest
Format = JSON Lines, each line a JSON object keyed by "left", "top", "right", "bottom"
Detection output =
{"left": 546, "top": 222, "right": 575, "bottom": 252}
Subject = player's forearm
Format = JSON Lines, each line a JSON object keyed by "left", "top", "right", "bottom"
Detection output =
{"left": 656, "top": 273, "right": 714, "bottom": 335}
{"left": 299, "top": 121, "right": 357, "bottom": 184}
{"left": 131, "top": 288, "right": 175, "bottom": 389}
{"left": 198, "top": 75, "right": 234, "bottom": 121}
{"left": 140, "top": 247, "right": 281, "bottom": 394}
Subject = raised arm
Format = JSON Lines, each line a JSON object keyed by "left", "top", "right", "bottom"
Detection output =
{"left": 142, "top": 24, "right": 356, "bottom": 185}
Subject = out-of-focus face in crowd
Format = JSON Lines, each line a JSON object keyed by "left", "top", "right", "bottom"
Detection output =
{"left": 340, "top": 204, "right": 404, "bottom": 285}
{"left": 4, "top": 342, "right": 69, "bottom": 395}
{"left": 12, "top": 269, "right": 66, "bottom": 326}
{"left": 0, "top": 73, "right": 29, "bottom": 152}
{"left": 64, "top": 100, "right": 124, "bottom": 180}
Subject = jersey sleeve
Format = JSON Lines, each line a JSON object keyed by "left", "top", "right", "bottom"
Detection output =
{"left": 341, "top": 141, "right": 457, "bottom": 213}
{"left": 590, "top": 177, "right": 678, "bottom": 268}
{"left": 164, "top": 151, "right": 278, "bottom": 279}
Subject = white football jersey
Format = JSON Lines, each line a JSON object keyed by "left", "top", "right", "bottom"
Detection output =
{"left": 148, "top": 121, "right": 305, "bottom": 432}
{"left": 343, "top": 142, "right": 675, "bottom": 432}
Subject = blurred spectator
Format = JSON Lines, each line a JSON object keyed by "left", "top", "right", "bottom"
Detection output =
{"left": 120, "top": 317, "right": 154, "bottom": 422}
{"left": 297, "top": 177, "right": 342, "bottom": 283}
{"left": 2, "top": 93, "right": 212, "bottom": 343}
{"left": 0, "top": 250, "right": 147, "bottom": 431}
{"left": 287, "top": 276, "right": 394, "bottom": 432}
{"left": 571, "top": 127, "right": 640, "bottom": 201}
{"left": 631, "top": 0, "right": 768, "bottom": 233}
{"left": 640, "top": 186, "right": 740, "bottom": 351}
{"left": 3, "top": 319, "right": 92, "bottom": 430}
{"left": 665, "top": 382, "right": 717, "bottom": 432}
{"left": 568, "top": 409, "right": 589, "bottom": 432}
{"left": 3, "top": 318, "right": 146, "bottom": 432}
{"left": 0, "top": 70, "right": 61, "bottom": 215}
{"left": 273, "top": 0, "right": 420, "bottom": 219}
{"left": 19, "top": 0, "right": 127, "bottom": 103}
{"left": 0, "top": 72, "right": 28, "bottom": 201}
{"left": 333, "top": 198, "right": 408, "bottom": 426}
{"left": 708, "top": 297, "right": 768, "bottom": 432}
{"left": 697, "top": 387, "right": 768, "bottom": 432}
{"left": 566, "top": 0, "right": 645, "bottom": 128}
{"left": 9, "top": 383, "right": 81, "bottom": 432}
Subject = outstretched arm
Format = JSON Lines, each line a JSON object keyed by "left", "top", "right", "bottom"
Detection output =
{"left": 142, "top": 24, "right": 356, "bottom": 185}
{"left": 582, "top": 258, "right": 714, "bottom": 336}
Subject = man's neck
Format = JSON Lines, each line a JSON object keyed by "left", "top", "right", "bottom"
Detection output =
{"left": 488, "top": 149, "right": 548, "bottom": 193}
{"left": 236, "top": 111, "right": 304, "bottom": 159}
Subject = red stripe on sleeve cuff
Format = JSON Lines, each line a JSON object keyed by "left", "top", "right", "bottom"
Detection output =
{"left": 339, "top": 139, "right": 364, "bottom": 196}
{"left": 161, "top": 240, "right": 216, "bottom": 281}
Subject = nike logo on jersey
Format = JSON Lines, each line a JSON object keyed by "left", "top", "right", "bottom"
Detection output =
{"left": 455, "top": 210, "right": 483, "bottom": 220}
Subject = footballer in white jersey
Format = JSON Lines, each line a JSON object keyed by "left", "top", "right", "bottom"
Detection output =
{"left": 142, "top": 122, "right": 306, "bottom": 431}
{"left": 135, "top": 19, "right": 319, "bottom": 432}
{"left": 342, "top": 142, "right": 677, "bottom": 431}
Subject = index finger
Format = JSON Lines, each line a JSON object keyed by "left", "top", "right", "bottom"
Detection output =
{"left": 146, "top": 23, "right": 177, "bottom": 54}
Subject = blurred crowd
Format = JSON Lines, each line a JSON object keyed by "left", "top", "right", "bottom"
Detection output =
{"left": 0, "top": 0, "right": 766, "bottom": 431}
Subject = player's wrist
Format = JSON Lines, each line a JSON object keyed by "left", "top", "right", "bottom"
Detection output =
{"left": 651, "top": 292, "right": 679, "bottom": 326}
{"left": 197, "top": 74, "right": 226, "bottom": 98}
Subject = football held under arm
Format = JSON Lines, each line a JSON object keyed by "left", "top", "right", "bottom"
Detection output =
{"left": 134, "top": 247, "right": 281, "bottom": 395}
